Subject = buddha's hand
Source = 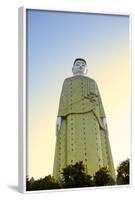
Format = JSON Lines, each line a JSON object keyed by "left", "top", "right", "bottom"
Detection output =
{"left": 101, "top": 117, "right": 107, "bottom": 130}
{"left": 56, "top": 117, "right": 62, "bottom": 131}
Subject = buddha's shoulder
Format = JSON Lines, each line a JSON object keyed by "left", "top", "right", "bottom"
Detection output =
{"left": 64, "top": 75, "right": 96, "bottom": 83}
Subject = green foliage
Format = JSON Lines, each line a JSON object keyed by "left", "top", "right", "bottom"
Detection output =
{"left": 26, "top": 159, "right": 130, "bottom": 191}
{"left": 93, "top": 167, "right": 115, "bottom": 186}
{"left": 116, "top": 159, "right": 129, "bottom": 185}
{"left": 62, "top": 161, "right": 95, "bottom": 188}
{"left": 26, "top": 175, "right": 61, "bottom": 191}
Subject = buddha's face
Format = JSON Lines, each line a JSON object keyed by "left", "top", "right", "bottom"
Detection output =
{"left": 72, "top": 60, "right": 87, "bottom": 75}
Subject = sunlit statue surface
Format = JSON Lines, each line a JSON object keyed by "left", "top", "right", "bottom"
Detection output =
{"left": 53, "top": 58, "right": 115, "bottom": 180}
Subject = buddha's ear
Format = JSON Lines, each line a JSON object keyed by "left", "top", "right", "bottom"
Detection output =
{"left": 72, "top": 67, "right": 74, "bottom": 74}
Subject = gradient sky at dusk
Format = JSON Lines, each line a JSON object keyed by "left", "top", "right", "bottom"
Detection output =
{"left": 26, "top": 9, "right": 130, "bottom": 179}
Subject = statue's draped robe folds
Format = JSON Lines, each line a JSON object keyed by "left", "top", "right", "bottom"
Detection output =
{"left": 53, "top": 75, "right": 115, "bottom": 180}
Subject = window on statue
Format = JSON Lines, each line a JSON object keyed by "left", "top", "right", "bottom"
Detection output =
{"left": 71, "top": 160, "right": 73, "bottom": 163}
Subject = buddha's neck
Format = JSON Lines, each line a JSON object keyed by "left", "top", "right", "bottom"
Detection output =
{"left": 74, "top": 73, "right": 84, "bottom": 76}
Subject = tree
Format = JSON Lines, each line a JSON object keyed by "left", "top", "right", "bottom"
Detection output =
{"left": 93, "top": 167, "right": 115, "bottom": 186}
{"left": 62, "top": 161, "right": 94, "bottom": 188}
{"left": 116, "top": 159, "right": 129, "bottom": 185}
{"left": 26, "top": 175, "right": 61, "bottom": 191}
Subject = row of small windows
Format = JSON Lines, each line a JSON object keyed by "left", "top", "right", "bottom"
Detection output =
{"left": 70, "top": 159, "right": 87, "bottom": 164}
{"left": 67, "top": 128, "right": 99, "bottom": 136}
{"left": 58, "top": 152, "right": 108, "bottom": 168}
{"left": 69, "top": 84, "right": 85, "bottom": 90}
{"left": 69, "top": 80, "right": 94, "bottom": 87}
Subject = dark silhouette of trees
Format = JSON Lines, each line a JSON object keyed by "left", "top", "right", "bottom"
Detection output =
{"left": 93, "top": 167, "right": 115, "bottom": 186}
{"left": 116, "top": 159, "right": 129, "bottom": 185}
{"left": 26, "top": 159, "right": 130, "bottom": 191}
{"left": 26, "top": 175, "right": 61, "bottom": 191}
{"left": 61, "top": 161, "right": 94, "bottom": 188}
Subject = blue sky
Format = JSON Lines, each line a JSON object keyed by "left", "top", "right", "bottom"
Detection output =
{"left": 27, "top": 10, "right": 129, "bottom": 96}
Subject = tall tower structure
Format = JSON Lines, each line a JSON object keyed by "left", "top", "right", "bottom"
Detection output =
{"left": 53, "top": 58, "right": 115, "bottom": 181}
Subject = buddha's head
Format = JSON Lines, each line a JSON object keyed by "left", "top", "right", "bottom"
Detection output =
{"left": 72, "top": 58, "right": 88, "bottom": 76}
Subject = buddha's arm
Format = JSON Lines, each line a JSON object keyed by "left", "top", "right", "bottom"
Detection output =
{"left": 56, "top": 116, "right": 61, "bottom": 131}
{"left": 56, "top": 79, "right": 67, "bottom": 130}
{"left": 95, "top": 82, "right": 107, "bottom": 130}
{"left": 101, "top": 117, "right": 107, "bottom": 130}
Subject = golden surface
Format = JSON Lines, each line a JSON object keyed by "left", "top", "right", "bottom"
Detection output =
{"left": 53, "top": 75, "right": 115, "bottom": 180}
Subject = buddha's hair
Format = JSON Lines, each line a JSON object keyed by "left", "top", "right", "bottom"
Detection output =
{"left": 73, "top": 58, "right": 87, "bottom": 65}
